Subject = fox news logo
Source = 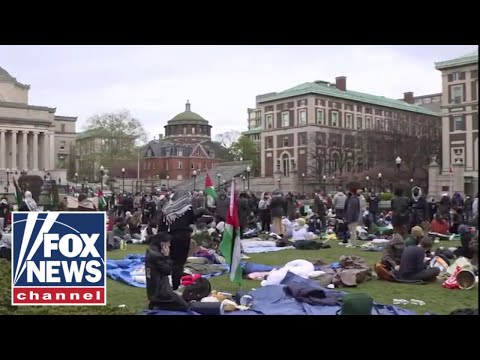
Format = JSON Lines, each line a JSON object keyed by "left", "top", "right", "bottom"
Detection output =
{"left": 12, "top": 212, "right": 106, "bottom": 306}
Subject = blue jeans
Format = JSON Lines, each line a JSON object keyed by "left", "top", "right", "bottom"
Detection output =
{"left": 369, "top": 211, "right": 377, "bottom": 225}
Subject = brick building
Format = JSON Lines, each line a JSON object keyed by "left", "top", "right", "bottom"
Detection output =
{"left": 141, "top": 101, "right": 226, "bottom": 181}
{"left": 244, "top": 77, "right": 441, "bottom": 180}
{"left": 428, "top": 50, "right": 478, "bottom": 197}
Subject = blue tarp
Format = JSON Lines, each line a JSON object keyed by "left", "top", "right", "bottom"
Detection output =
{"left": 107, "top": 254, "right": 229, "bottom": 288}
{"left": 144, "top": 272, "right": 417, "bottom": 315}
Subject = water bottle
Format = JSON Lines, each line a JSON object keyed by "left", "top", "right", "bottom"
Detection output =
{"left": 120, "top": 239, "right": 125, "bottom": 250}
{"left": 239, "top": 295, "right": 253, "bottom": 307}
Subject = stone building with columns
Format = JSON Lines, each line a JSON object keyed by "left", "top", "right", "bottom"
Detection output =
{"left": 428, "top": 50, "right": 478, "bottom": 198}
{"left": 0, "top": 65, "right": 77, "bottom": 189}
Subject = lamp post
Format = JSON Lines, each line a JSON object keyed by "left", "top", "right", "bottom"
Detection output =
{"left": 122, "top": 168, "right": 126, "bottom": 194}
{"left": 410, "top": 178, "right": 414, "bottom": 186}
{"left": 246, "top": 166, "right": 251, "bottom": 190}
{"left": 332, "top": 175, "right": 335, "bottom": 193}
{"left": 322, "top": 175, "right": 327, "bottom": 195}
{"left": 217, "top": 173, "right": 221, "bottom": 189}
{"left": 192, "top": 170, "right": 197, "bottom": 191}
{"left": 366, "top": 175, "right": 370, "bottom": 192}
{"left": 166, "top": 175, "right": 170, "bottom": 190}
{"left": 378, "top": 172, "right": 382, "bottom": 193}
{"left": 301, "top": 173, "right": 305, "bottom": 196}
{"left": 74, "top": 172, "right": 78, "bottom": 192}
{"left": 241, "top": 175, "right": 246, "bottom": 190}
{"left": 276, "top": 177, "right": 281, "bottom": 191}
{"left": 6, "top": 168, "right": 10, "bottom": 190}
{"left": 395, "top": 156, "right": 402, "bottom": 172}
{"left": 99, "top": 165, "right": 104, "bottom": 191}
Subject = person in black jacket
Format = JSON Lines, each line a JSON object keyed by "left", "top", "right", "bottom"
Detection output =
{"left": 145, "top": 232, "right": 189, "bottom": 311}
{"left": 427, "top": 197, "right": 437, "bottom": 222}
{"left": 367, "top": 192, "right": 379, "bottom": 225}
{"left": 410, "top": 187, "right": 427, "bottom": 230}
{"left": 270, "top": 191, "right": 286, "bottom": 236}
{"left": 391, "top": 188, "right": 411, "bottom": 237}
{"left": 158, "top": 190, "right": 195, "bottom": 290}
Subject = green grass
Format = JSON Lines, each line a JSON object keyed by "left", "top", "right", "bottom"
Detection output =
{"left": 106, "top": 241, "right": 478, "bottom": 315}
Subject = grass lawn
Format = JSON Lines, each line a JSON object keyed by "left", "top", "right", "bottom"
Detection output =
{"left": 107, "top": 240, "right": 478, "bottom": 315}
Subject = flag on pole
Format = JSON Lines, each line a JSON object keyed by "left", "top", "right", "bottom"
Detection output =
{"left": 219, "top": 180, "right": 242, "bottom": 285}
{"left": 97, "top": 189, "right": 108, "bottom": 211}
{"left": 204, "top": 173, "right": 218, "bottom": 208}
{"left": 12, "top": 177, "right": 23, "bottom": 205}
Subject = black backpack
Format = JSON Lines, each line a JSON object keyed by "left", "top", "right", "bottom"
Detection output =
{"left": 182, "top": 277, "right": 212, "bottom": 302}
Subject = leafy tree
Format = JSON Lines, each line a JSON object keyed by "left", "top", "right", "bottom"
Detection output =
{"left": 228, "top": 136, "right": 260, "bottom": 175}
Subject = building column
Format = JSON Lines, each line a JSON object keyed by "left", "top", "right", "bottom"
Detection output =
{"left": 49, "top": 133, "right": 55, "bottom": 170}
{"left": 0, "top": 129, "right": 5, "bottom": 169}
{"left": 22, "top": 131, "right": 28, "bottom": 171}
{"left": 43, "top": 132, "right": 49, "bottom": 170}
{"left": 32, "top": 131, "right": 39, "bottom": 171}
{"left": 11, "top": 130, "right": 18, "bottom": 171}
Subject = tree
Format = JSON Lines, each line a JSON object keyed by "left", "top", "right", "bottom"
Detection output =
{"left": 228, "top": 136, "right": 260, "bottom": 175}
{"left": 83, "top": 110, "right": 147, "bottom": 175}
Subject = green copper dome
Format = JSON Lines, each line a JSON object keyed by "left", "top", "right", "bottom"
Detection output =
{"left": 168, "top": 100, "right": 209, "bottom": 124}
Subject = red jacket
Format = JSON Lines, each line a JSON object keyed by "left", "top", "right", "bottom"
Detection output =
{"left": 430, "top": 219, "right": 449, "bottom": 234}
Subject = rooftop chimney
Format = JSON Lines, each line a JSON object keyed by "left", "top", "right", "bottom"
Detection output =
{"left": 403, "top": 92, "right": 414, "bottom": 104}
{"left": 335, "top": 76, "right": 347, "bottom": 91}
{"left": 185, "top": 99, "right": 191, "bottom": 111}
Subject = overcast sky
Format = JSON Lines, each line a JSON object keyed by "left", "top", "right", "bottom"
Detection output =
{"left": 0, "top": 45, "right": 476, "bottom": 141}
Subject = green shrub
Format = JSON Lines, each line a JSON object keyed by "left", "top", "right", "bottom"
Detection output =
{"left": 0, "top": 259, "right": 135, "bottom": 315}
{"left": 379, "top": 192, "right": 393, "bottom": 201}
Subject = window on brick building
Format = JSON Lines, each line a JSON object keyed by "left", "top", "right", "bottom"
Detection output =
{"left": 366, "top": 117, "right": 372, "bottom": 129}
{"left": 346, "top": 113, "right": 353, "bottom": 129}
{"left": 298, "top": 133, "right": 307, "bottom": 146}
{"left": 375, "top": 109, "right": 382, "bottom": 116}
{"left": 266, "top": 138, "right": 273, "bottom": 149}
{"left": 178, "top": 161, "right": 183, "bottom": 169}
{"left": 454, "top": 116, "right": 466, "bottom": 131}
{"left": 316, "top": 109, "right": 325, "bottom": 125}
{"left": 365, "top": 108, "right": 372, "bottom": 114}
{"left": 266, "top": 114, "right": 273, "bottom": 129}
{"left": 283, "top": 137, "right": 289, "bottom": 147}
{"left": 356, "top": 117, "right": 362, "bottom": 130}
{"left": 451, "top": 85, "right": 463, "bottom": 103}
{"left": 331, "top": 111, "right": 339, "bottom": 127}
{"left": 298, "top": 109, "right": 307, "bottom": 125}
{"left": 282, "top": 112, "right": 290, "bottom": 127}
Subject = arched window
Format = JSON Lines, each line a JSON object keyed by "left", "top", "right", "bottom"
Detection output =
{"left": 282, "top": 153, "right": 290, "bottom": 177}
{"left": 192, "top": 127, "right": 196, "bottom": 135}
{"left": 331, "top": 152, "right": 339, "bottom": 172}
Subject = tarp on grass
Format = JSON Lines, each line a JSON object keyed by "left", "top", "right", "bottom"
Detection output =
{"left": 107, "top": 254, "right": 229, "bottom": 288}
{"left": 143, "top": 272, "right": 417, "bottom": 315}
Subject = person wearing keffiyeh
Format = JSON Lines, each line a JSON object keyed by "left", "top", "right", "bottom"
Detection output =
{"left": 18, "top": 191, "right": 38, "bottom": 212}
{"left": 158, "top": 189, "right": 195, "bottom": 290}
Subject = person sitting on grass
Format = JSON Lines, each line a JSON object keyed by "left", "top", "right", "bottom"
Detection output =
{"left": 112, "top": 217, "right": 132, "bottom": 244}
{"left": 454, "top": 224, "right": 473, "bottom": 259}
{"left": 145, "top": 232, "right": 189, "bottom": 312}
{"left": 399, "top": 237, "right": 440, "bottom": 282}
{"left": 430, "top": 213, "right": 449, "bottom": 235}
{"left": 144, "top": 220, "right": 158, "bottom": 244}
{"left": 404, "top": 226, "right": 425, "bottom": 247}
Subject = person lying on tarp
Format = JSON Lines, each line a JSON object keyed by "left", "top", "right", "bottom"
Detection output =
{"left": 430, "top": 213, "right": 450, "bottom": 235}
{"left": 145, "top": 232, "right": 189, "bottom": 312}
{"left": 398, "top": 237, "right": 440, "bottom": 282}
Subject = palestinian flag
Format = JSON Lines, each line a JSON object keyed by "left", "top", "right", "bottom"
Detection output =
{"left": 12, "top": 177, "right": 23, "bottom": 205}
{"left": 204, "top": 173, "right": 218, "bottom": 208}
{"left": 97, "top": 189, "right": 108, "bottom": 211}
{"left": 219, "top": 180, "right": 242, "bottom": 286}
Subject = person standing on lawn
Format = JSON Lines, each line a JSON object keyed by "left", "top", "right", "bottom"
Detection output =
{"left": 345, "top": 188, "right": 360, "bottom": 247}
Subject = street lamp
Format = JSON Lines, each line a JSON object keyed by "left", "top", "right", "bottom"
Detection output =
{"left": 378, "top": 172, "right": 382, "bottom": 192}
{"left": 276, "top": 177, "right": 281, "bottom": 190}
{"left": 99, "top": 165, "right": 105, "bottom": 191}
{"left": 121, "top": 168, "right": 126, "bottom": 194}
{"left": 410, "top": 178, "right": 414, "bottom": 186}
{"left": 246, "top": 166, "right": 251, "bottom": 190}
{"left": 192, "top": 170, "right": 197, "bottom": 191}
{"left": 166, "top": 175, "right": 170, "bottom": 190}
{"left": 217, "top": 173, "right": 221, "bottom": 188}
{"left": 322, "top": 174, "right": 327, "bottom": 194}
{"left": 301, "top": 173, "right": 305, "bottom": 195}
{"left": 241, "top": 175, "right": 246, "bottom": 190}
{"left": 6, "top": 168, "right": 10, "bottom": 190}
{"left": 396, "top": 156, "right": 402, "bottom": 172}
{"left": 366, "top": 175, "right": 370, "bottom": 192}
{"left": 74, "top": 172, "right": 78, "bottom": 192}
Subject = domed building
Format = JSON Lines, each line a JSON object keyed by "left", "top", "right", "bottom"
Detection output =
{"left": 164, "top": 100, "right": 212, "bottom": 143}
{"left": 141, "top": 101, "right": 229, "bottom": 182}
